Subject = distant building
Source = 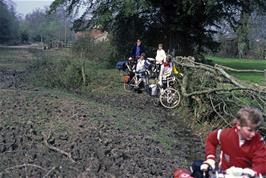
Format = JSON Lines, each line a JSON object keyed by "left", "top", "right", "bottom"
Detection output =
{"left": 89, "top": 27, "right": 109, "bottom": 42}
{"left": 75, "top": 27, "right": 109, "bottom": 42}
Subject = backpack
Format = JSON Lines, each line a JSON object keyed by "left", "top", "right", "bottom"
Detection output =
{"left": 173, "top": 64, "right": 179, "bottom": 75}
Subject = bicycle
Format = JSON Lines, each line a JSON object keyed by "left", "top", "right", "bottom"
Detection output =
{"left": 159, "top": 76, "right": 181, "bottom": 109}
{"left": 124, "top": 71, "right": 150, "bottom": 92}
{"left": 145, "top": 57, "right": 160, "bottom": 79}
{"left": 173, "top": 167, "right": 261, "bottom": 178}
{"left": 151, "top": 76, "right": 181, "bottom": 109}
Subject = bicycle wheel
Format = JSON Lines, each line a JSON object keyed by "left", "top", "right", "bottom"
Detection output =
{"left": 159, "top": 87, "right": 181, "bottom": 109}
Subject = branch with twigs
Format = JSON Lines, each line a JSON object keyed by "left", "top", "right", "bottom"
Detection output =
{"left": 215, "top": 64, "right": 264, "bottom": 73}
{"left": 42, "top": 131, "right": 76, "bottom": 163}
{"left": 2, "top": 163, "right": 57, "bottom": 178}
{"left": 4, "top": 163, "right": 47, "bottom": 172}
{"left": 173, "top": 56, "right": 266, "bottom": 133}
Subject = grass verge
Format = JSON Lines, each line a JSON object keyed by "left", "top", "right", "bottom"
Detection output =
{"left": 207, "top": 56, "right": 266, "bottom": 85}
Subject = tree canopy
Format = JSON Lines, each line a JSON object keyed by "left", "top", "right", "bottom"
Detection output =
{"left": 21, "top": 7, "right": 74, "bottom": 44}
{"left": 0, "top": 1, "right": 19, "bottom": 44}
{"left": 50, "top": 0, "right": 266, "bottom": 58}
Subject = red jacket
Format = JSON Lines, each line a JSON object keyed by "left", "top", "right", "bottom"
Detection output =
{"left": 205, "top": 127, "right": 266, "bottom": 175}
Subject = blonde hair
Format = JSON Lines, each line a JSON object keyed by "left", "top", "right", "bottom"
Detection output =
{"left": 233, "top": 106, "right": 263, "bottom": 128}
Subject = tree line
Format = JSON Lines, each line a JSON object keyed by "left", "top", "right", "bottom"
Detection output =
{"left": 49, "top": 0, "right": 266, "bottom": 60}
{"left": 1, "top": 0, "right": 266, "bottom": 59}
{"left": 0, "top": 0, "right": 74, "bottom": 45}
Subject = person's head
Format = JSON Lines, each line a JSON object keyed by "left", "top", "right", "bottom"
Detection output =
{"left": 136, "top": 39, "right": 141, "bottom": 46}
{"left": 158, "top": 43, "right": 163, "bottom": 50}
{"left": 140, "top": 52, "right": 146, "bottom": 60}
{"left": 234, "top": 106, "right": 263, "bottom": 140}
{"left": 165, "top": 55, "right": 172, "bottom": 63}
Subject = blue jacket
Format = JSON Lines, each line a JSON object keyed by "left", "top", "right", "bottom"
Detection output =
{"left": 131, "top": 44, "right": 144, "bottom": 59}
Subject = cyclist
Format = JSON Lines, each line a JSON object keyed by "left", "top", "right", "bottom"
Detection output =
{"left": 132, "top": 53, "right": 147, "bottom": 89}
{"left": 199, "top": 106, "right": 266, "bottom": 177}
{"left": 158, "top": 55, "right": 173, "bottom": 88}
{"left": 135, "top": 53, "right": 146, "bottom": 73}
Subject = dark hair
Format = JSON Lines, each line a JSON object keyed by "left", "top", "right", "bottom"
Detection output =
{"left": 166, "top": 55, "right": 172, "bottom": 62}
{"left": 141, "top": 52, "right": 146, "bottom": 58}
{"left": 234, "top": 106, "right": 263, "bottom": 128}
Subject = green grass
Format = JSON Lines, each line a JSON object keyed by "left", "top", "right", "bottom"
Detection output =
{"left": 0, "top": 48, "right": 36, "bottom": 71}
{"left": 207, "top": 56, "right": 266, "bottom": 84}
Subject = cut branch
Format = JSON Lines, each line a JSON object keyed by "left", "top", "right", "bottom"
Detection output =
{"left": 42, "top": 132, "right": 76, "bottom": 163}
{"left": 215, "top": 64, "right": 264, "bottom": 73}
{"left": 172, "top": 56, "right": 266, "bottom": 133}
{"left": 5, "top": 164, "right": 47, "bottom": 172}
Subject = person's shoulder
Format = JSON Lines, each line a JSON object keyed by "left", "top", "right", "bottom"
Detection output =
{"left": 253, "top": 132, "right": 265, "bottom": 143}
{"left": 219, "top": 127, "right": 236, "bottom": 137}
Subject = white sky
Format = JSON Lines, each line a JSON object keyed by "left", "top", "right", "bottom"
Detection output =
{"left": 12, "top": 0, "right": 54, "bottom": 17}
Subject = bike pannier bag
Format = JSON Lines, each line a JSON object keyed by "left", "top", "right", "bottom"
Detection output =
{"left": 123, "top": 75, "right": 130, "bottom": 83}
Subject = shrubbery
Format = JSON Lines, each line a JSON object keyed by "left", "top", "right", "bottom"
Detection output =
{"left": 71, "top": 36, "right": 117, "bottom": 67}
{"left": 27, "top": 35, "right": 119, "bottom": 91}
{"left": 28, "top": 59, "right": 85, "bottom": 90}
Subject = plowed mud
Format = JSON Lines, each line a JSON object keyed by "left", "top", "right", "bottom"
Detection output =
{"left": 0, "top": 57, "right": 203, "bottom": 178}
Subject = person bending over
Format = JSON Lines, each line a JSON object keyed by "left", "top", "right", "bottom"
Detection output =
{"left": 200, "top": 106, "right": 266, "bottom": 177}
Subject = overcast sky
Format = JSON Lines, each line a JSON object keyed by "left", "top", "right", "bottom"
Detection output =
{"left": 13, "top": 0, "right": 54, "bottom": 17}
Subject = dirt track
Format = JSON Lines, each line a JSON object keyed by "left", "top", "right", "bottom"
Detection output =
{"left": 0, "top": 58, "right": 204, "bottom": 177}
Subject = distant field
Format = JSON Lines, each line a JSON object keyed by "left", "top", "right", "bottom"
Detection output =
{"left": 207, "top": 56, "right": 266, "bottom": 85}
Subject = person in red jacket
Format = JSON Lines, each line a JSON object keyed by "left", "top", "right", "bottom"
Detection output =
{"left": 200, "top": 106, "right": 266, "bottom": 177}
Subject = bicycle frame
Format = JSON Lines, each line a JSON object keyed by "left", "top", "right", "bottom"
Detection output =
{"left": 124, "top": 71, "right": 149, "bottom": 92}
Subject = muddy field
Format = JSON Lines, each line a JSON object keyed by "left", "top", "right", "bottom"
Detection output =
{"left": 0, "top": 49, "right": 204, "bottom": 178}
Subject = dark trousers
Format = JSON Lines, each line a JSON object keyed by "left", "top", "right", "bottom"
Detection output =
{"left": 191, "top": 160, "right": 208, "bottom": 178}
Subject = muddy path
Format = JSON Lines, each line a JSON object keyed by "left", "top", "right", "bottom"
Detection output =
{"left": 0, "top": 54, "right": 204, "bottom": 178}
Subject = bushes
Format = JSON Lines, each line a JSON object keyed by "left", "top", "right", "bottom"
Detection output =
{"left": 28, "top": 59, "right": 85, "bottom": 90}
{"left": 27, "top": 36, "right": 119, "bottom": 91}
{"left": 71, "top": 36, "right": 117, "bottom": 66}
{"left": 27, "top": 56, "right": 121, "bottom": 93}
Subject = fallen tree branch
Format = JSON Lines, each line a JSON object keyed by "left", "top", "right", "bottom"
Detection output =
{"left": 42, "top": 132, "right": 76, "bottom": 163}
{"left": 183, "top": 87, "right": 266, "bottom": 97}
{"left": 209, "top": 95, "right": 230, "bottom": 126}
{"left": 174, "top": 58, "right": 245, "bottom": 88}
{"left": 172, "top": 56, "right": 266, "bottom": 134}
{"left": 4, "top": 163, "right": 47, "bottom": 172}
{"left": 42, "top": 166, "right": 57, "bottom": 178}
{"left": 214, "top": 67, "right": 245, "bottom": 88}
{"left": 173, "top": 60, "right": 216, "bottom": 73}
{"left": 215, "top": 64, "right": 264, "bottom": 73}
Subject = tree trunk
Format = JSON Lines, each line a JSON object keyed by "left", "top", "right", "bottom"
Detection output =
{"left": 64, "top": 15, "right": 67, "bottom": 45}
{"left": 236, "top": 11, "right": 250, "bottom": 58}
{"left": 80, "top": 52, "right": 86, "bottom": 86}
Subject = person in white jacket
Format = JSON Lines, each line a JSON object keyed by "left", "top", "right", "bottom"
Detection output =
{"left": 155, "top": 43, "right": 166, "bottom": 64}
{"left": 135, "top": 53, "right": 146, "bottom": 73}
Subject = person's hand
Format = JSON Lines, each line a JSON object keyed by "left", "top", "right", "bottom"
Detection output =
{"left": 226, "top": 166, "right": 243, "bottom": 176}
{"left": 200, "top": 159, "right": 215, "bottom": 172}
{"left": 158, "top": 80, "right": 162, "bottom": 86}
{"left": 242, "top": 168, "right": 256, "bottom": 177}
